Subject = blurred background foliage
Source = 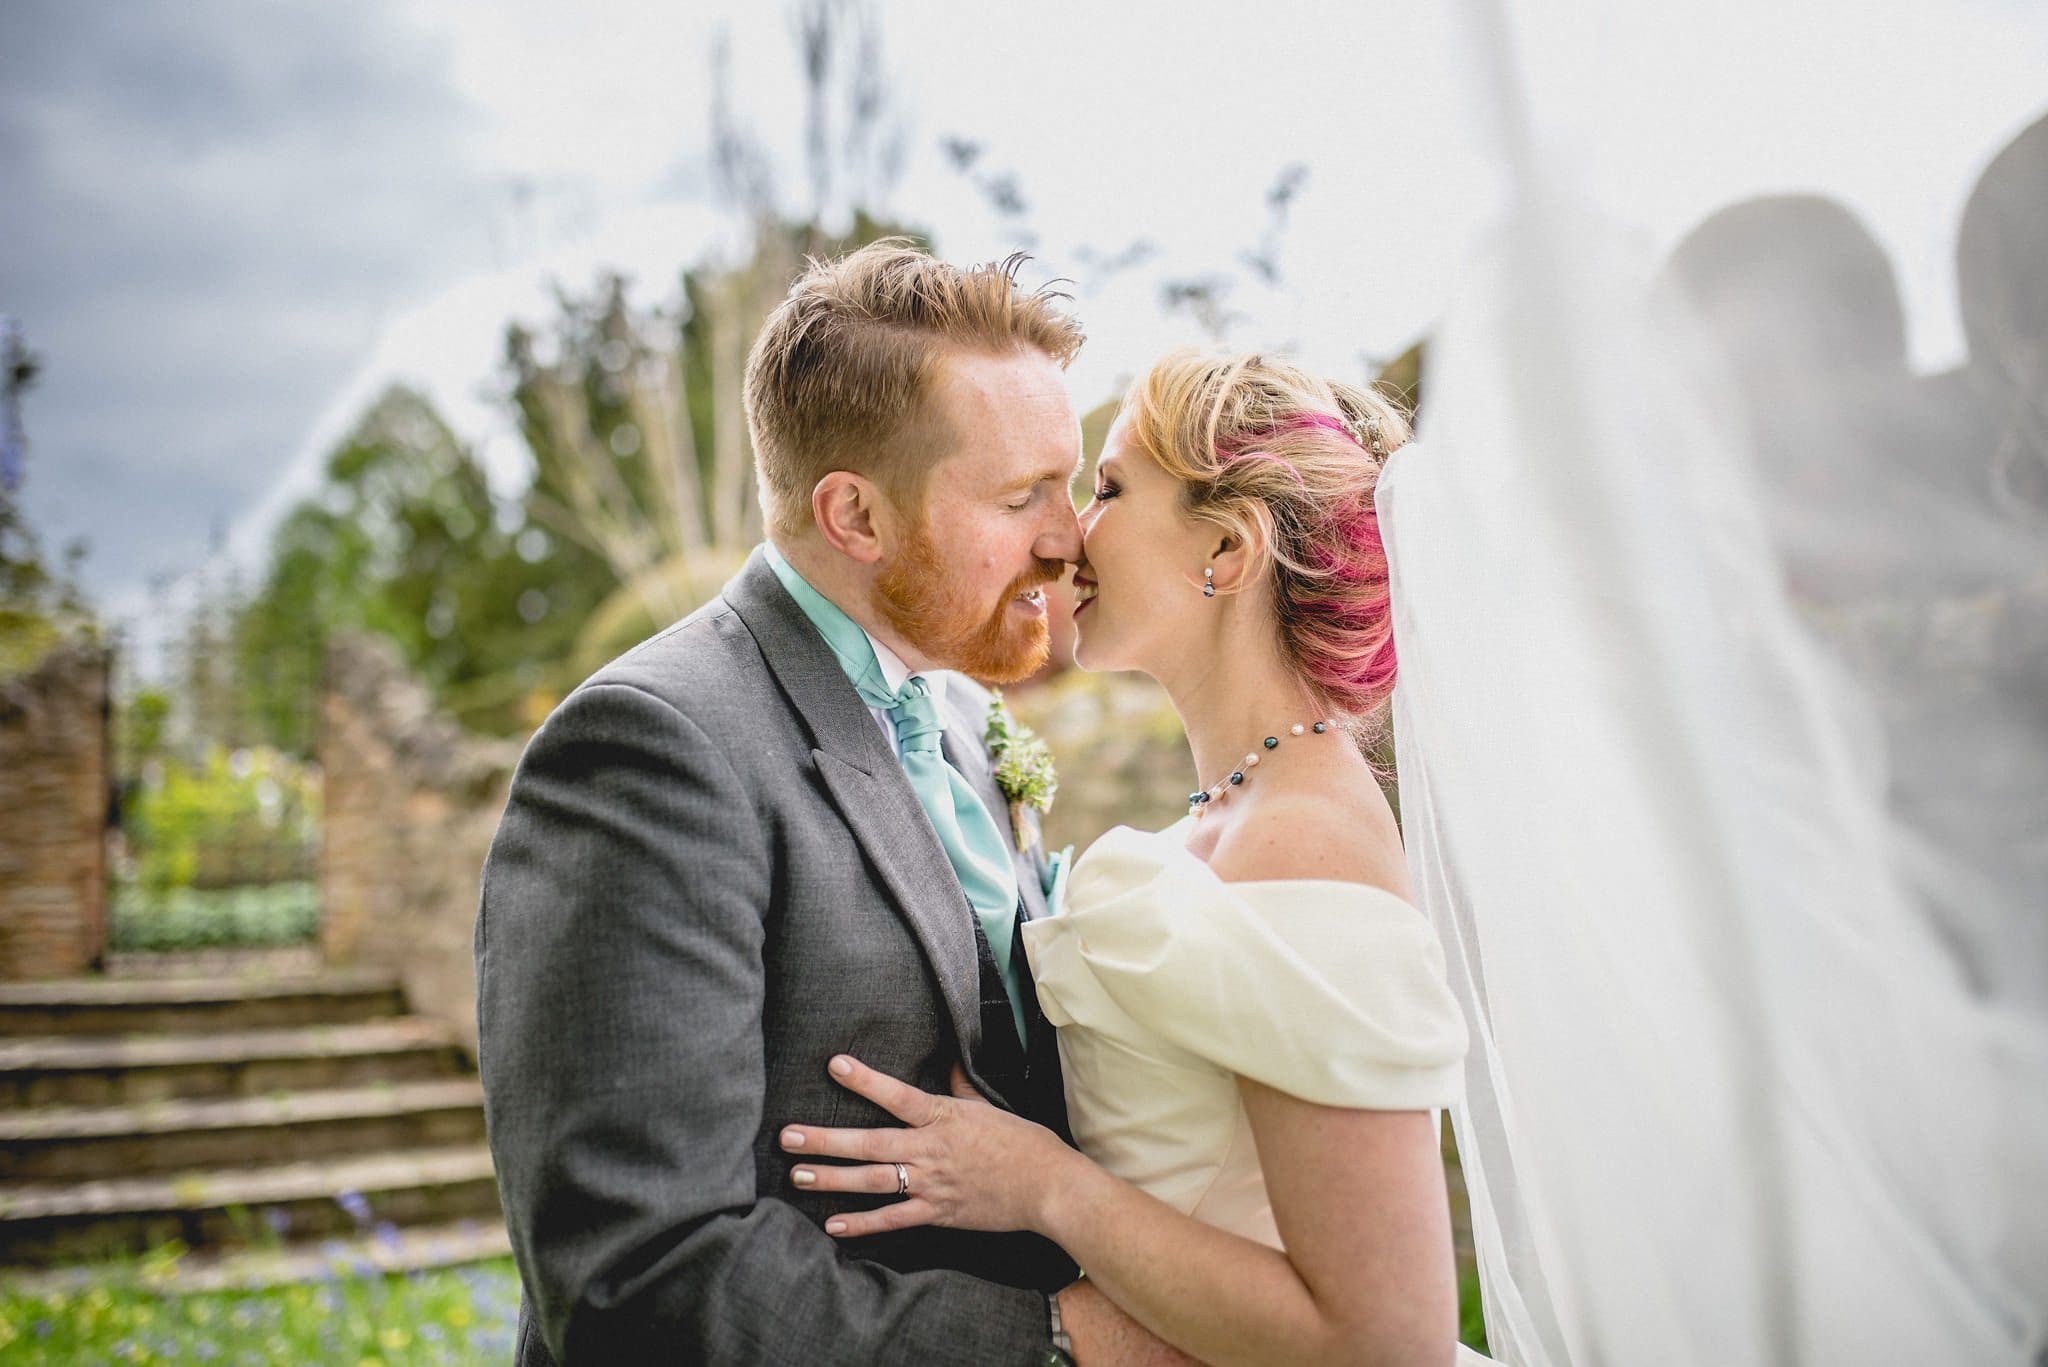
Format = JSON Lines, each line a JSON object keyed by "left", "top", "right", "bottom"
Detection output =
{"left": 0, "top": 321, "right": 96, "bottom": 679}
{"left": 223, "top": 0, "right": 940, "bottom": 743}
{"left": 120, "top": 746, "right": 319, "bottom": 895}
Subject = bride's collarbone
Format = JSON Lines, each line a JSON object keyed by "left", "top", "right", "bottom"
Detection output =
{"left": 1184, "top": 786, "right": 1407, "bottom": 893}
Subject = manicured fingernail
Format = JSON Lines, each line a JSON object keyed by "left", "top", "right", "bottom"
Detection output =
{"left": 825, "top": 1219, "right": 847, "bottom": 1235}
{"left": 781, "top": 1128, "right": 804, "bottom": 1148}
{"left": 791, "top": 1168, "right": 815, "bottom": 1187}
{"left": 829, "top": 1056, "right": 853, "bottom": 1077}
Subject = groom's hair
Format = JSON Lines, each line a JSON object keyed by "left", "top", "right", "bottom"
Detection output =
{"left": 744, "top": 238, "right": 1085, "bottom": 538}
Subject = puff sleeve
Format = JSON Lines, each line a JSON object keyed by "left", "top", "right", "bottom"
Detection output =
{"left": 1021, "top": 825, "right": 1467, "bottom": 1110}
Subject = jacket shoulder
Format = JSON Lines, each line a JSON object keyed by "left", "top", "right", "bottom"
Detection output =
{"left": 576, "top": 596, "right": 756, "bottom": 707}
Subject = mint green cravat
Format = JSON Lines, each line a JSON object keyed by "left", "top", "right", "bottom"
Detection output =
{"left": 764, "top": 544, "right": 1027, "bottom": 1044}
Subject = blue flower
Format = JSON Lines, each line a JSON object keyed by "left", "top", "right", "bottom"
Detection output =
{"left": 334, "top": 1188, "right": 372, "bottom": 1225}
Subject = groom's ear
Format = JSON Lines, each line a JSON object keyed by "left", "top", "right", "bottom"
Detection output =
{"left": 813, "top": 472, "right": 889, "bottom": 565}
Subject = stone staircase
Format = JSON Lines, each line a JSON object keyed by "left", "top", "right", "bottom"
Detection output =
{"left": 0, "top": 962, "right": 508, "bottom": 1288}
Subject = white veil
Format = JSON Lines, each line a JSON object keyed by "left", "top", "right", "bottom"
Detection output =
{"left": 1380, "top": 4, "right": 2048, "bottom": 1362}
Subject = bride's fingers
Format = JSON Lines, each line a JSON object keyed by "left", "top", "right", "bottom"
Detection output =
{"left": 823, "top": 1197, "right": 939, "bottom": 1240}
{"left": 778, "top": 1122, "right": 912, "bottom": 1162}
{"left": 788, "top": 1162, "right": 901, "bottom": 1195}
{"left": 827, "top": 1055, "right": 946, "bottom": 1126}
{"left": 947, "top": 1064, "right": 977, "bottom": 1099}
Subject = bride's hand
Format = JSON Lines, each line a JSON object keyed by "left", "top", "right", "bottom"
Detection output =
{"left": 780, "top": 1055, "right": 1076, "bottom": 1239}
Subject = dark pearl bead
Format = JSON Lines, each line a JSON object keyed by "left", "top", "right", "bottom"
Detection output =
{"left": 1188, "top": 793, "right": 1204, "bottom": 806}
{"left": 1229, "top": 771, "right": 1244, "bottom": 785}
{"left": 1313, "top": 722, "right": 1328, "bottom": 734}
{"left": 1263, "top": 736, "right": 1279, "bottom": 749}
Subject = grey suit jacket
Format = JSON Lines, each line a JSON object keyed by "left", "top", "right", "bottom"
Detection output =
{"left": 476, "top": 547, "right": 1075, "bottom": 1365}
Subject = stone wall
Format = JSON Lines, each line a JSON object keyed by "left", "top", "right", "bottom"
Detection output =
{"left": 320, "top": 633, "right": 517, "bottom": 1058}
{"left": 0, "top": 642, "right": 110, "bottom": 979}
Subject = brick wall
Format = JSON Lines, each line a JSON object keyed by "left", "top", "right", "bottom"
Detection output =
{"left": 0, "top": 643, "right": 109, "bottom": 979}
{"left": 319, "top": 633, "right": 516, "bottom": 1058}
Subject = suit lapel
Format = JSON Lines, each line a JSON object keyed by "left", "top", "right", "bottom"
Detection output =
{"left": 723, "top": 549, "right": 990, "bottom": 1084}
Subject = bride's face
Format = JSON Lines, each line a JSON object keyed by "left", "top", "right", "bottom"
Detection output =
{"left": 1072, "top": 414, "right": 1218, "bottom": 675}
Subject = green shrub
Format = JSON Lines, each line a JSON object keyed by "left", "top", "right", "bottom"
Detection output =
{"left": 123, "top": 747, "right": 320, "bottom": 894}
{"left": 1459, "top": 1261, "right": 1489, "bottom": 1354}
{"left": 110, "top": 882, "right": 321, "bottom": 953}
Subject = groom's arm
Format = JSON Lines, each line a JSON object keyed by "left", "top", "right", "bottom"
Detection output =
{"left": 475, "top": 679, "right": 1057, "bottom": 1364}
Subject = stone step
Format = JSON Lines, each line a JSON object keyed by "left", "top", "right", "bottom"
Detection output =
{"left": 104, "top": 946, "right": 324, "bottom": 980}
{"left": 0, "top": 1216, "right": 512, "bottom": 1294}
{"left": 0, "top": 1018, "right": 469, "bottom": 1108}
{"left": 0, "top": 970, "right": 404, "bottom": 1036}
{"left": 0, "top": 1144, "right": 503, "bottom": 1266}
{"left": 0, "top": 1079, "right": 488, "bottom": 1181}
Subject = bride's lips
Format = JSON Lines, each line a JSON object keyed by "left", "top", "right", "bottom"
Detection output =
{"left": 1072, "top": 572, "right": 1097, "bottom": 617}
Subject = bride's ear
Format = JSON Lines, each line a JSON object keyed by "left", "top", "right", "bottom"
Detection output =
{"left": 1206, "top": 511, "right": 1268, "bottom": 595}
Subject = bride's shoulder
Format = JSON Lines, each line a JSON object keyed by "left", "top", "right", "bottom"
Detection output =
{"left": 1204, "top": 791, "right": 1413, "bottom": 901}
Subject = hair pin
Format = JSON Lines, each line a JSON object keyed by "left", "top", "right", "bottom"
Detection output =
{"left": 1343, "top": 412, "right": 1388, "bottom": 457}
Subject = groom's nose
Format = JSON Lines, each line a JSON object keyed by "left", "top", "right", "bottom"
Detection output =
{"left": 1036, "top": 492, "right": 1084, "bottom": 565}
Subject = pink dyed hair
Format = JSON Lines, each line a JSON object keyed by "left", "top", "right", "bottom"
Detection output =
{"left": 1123, "top": 351, "right": 1411, "bottom": 727}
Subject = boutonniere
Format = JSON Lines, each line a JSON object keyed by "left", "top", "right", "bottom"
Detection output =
{"left": 984, "top": 691, "right": 1057, "bottom": 852}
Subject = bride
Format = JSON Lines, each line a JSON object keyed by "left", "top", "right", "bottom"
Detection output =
{"left": 777, "top": 350, "right": 1487, "bottom": 1366}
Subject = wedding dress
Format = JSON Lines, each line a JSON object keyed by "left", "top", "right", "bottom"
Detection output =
{"left": 1020, "top": 819, "right": 1493, "bottom": 1364}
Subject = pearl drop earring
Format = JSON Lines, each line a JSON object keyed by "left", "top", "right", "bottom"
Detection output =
{"left": 1202, "top": 567, "right": 1216, "bottom": 598}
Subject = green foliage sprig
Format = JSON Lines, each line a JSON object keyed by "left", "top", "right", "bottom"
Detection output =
{"left": 984, "top": 692, "right": 1057, "bottom": 850}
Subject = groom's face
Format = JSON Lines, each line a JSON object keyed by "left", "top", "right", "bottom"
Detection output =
{"left": 872, "top": 347, "right": 1083, "bottom": 684}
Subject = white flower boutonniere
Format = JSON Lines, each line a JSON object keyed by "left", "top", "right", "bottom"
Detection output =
{"left": 984, "top": 691, "right": 1057, "bottom": 853}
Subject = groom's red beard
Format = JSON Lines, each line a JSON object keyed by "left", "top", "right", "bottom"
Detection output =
{"left": 875, "top": 519, "right": 1063, "bottom": 685}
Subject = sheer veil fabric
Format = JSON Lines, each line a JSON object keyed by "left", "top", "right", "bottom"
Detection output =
{"left": 1382, "top": 4, "right": 2048, "bottom": 1362}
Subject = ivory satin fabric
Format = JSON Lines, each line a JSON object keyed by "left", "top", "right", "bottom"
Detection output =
{"left": 1020, "top": 821, "right": 1469, "bottom": 1251}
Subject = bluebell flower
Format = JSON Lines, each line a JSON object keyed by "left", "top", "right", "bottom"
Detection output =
{"left": 334, "top": 1188, "right": 372, "bottom": 1225}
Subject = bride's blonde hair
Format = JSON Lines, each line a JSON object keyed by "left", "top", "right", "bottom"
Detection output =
{"left": 1121, "top": 350, "right": 1413, "bottom": 724}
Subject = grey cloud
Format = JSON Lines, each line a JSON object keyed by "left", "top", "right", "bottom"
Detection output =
{"left": 0, "top": 0, "right": 504, "bottom": 606}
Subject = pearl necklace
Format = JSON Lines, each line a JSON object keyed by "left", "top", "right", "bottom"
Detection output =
{"left": 1188, "top": 720, "right": 1335, "bottom": 818}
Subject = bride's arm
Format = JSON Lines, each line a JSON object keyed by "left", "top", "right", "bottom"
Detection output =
{"left": 781, "top": 1059, "right": 1459, "bottom": 1367}
{"left": 1057, "top": 1080, "right": 1457, "bottom": 1367}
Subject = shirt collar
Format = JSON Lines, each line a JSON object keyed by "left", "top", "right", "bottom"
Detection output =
{"left": 763, "top": 540, "right": 949, "bottom": 708}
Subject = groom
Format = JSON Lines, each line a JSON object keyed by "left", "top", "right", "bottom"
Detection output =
{"left": 477, "top": 241, "right": 1188, "bottom": 1364}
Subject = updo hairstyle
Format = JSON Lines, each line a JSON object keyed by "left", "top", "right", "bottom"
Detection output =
{"left": 1119, "top": 350, "right": 1413, "bottom": 727}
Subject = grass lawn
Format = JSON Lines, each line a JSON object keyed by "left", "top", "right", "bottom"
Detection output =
{"left": 0, "top": 1255, "right": 522, "bottom": 1365}
{"left": 0, "top": 1252, "right": 1487, "bottom": 1361}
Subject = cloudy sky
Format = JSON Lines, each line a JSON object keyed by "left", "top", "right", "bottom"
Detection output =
{"left": 3, "top": 0, "right": 2043, "bottom": 636}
